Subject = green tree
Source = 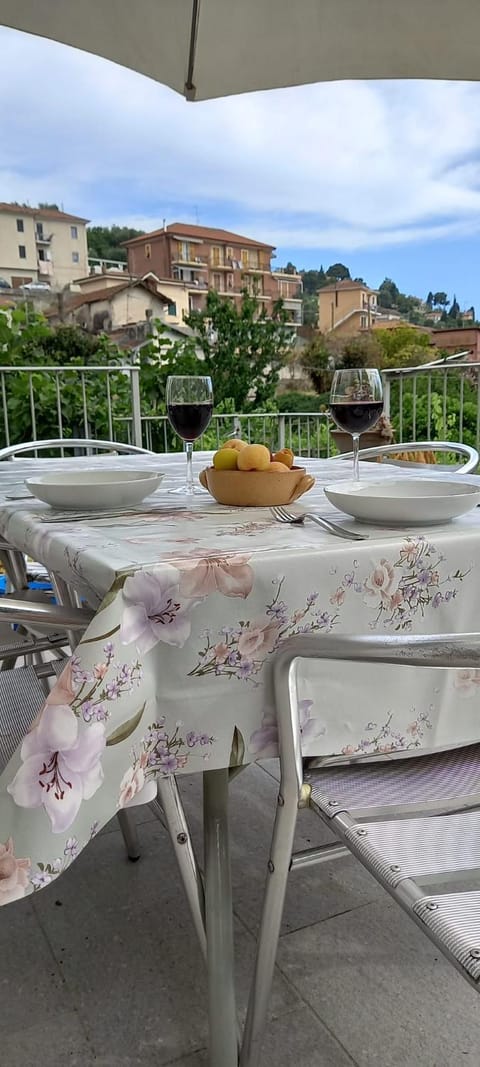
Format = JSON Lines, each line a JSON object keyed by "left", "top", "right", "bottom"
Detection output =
{"left": 374, "top": 325, "right": 431, "bottom": 368}
{"left": 378, "top": 277, "right": 400, "bottom": 308}
{"left": 426, "top": 291, "right": 434, "bottom": 308}
{"left": 302, "top": 293, "right": 319, "bottom": 326}
{"left": 184, "top": 289, "right": 293, "bottom": 411}
{"left": 325, "top": 263, "right": 350, "bottom": 282}
{"left": 87, "top": 225, "right": 145, "bottom": 264}
{"left": 433, "top": 292, "right": 448, "bottom": 309}
{"left": 448, "top": 295, "right": 460, "bottom": 319}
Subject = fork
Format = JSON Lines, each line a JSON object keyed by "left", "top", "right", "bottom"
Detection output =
{"left": 271, "top": 505, "right": 368, "bottom": 541}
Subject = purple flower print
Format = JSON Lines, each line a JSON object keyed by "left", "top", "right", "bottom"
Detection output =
{"left": 64, "top": 837, "right": 79, "bottom": 859}
{"left": 120, "top": 567, "right": 200, "bottom": 653}
{"left": 8, "top": 704, "right": 105, "bottom": 833}
{"left": 250, "top": 700, "right": 326, "bottom": 759}
{"left": 31, "top": 871, "right": 52, "bottom": 889}
{"left": 159, "top": 754, "right": 178, "bottom": 774}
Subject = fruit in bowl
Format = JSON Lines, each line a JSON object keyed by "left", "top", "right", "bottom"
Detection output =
{"left": 199, "top": 440, "right": 315, "bottom": 506}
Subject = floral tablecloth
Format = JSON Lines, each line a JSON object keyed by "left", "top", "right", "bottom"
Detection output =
{"left": 1, "top": 451, "right": 480, "bottom": 905}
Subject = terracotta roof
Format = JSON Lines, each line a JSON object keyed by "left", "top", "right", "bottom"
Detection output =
{"left": 319, "top": 279, "right": 377, "bottom": 294}
{"left": 0, "top": 203, "right": 89, "bottom": 224}
{"left": 124, "top": 221, "right": 275, "bottom": 250}
{"left": 46, "top": 279, "right": 170, "bottom": 315}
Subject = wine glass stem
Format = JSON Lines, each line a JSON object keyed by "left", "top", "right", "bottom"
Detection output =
{"left": 352, "top": 434, "right": 360, "bottom": 481}
{"left": 185, "top": 441, "right": 194, "bottom": 494}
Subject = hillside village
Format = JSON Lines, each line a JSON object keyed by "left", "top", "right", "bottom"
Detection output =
{"left": 0, "top": 201, "right": 479, "bottom": 366}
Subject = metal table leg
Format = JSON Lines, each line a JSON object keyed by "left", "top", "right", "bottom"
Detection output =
{"left": 203, "top": 767, "right": 238, "bottom": 1067}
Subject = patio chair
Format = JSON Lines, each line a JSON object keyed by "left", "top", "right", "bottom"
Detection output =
{"left": 240, "top": 631, "right": 480, "bottom": 1067}
{"left": 335, "top": 440, "right": 479, "bottom": 473}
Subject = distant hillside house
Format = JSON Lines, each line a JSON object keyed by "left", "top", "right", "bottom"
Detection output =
{"left": 46, "top": 277, "right": 180, "bottom": 340}
{"left": 317, "top": 279, "right": 378, "bottom": 335}
{"left": 71, "top": 271, "right": 191, "bottom": 326}
{"left": 431, "top": 326, "right": 480, "bottom": 361}
{"left": 0, "top": 203, "right": 89, "bottom": 290}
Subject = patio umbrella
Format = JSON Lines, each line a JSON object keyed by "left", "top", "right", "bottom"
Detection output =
{"left": 1, "top": 0, "right": 480, "bottom": 101}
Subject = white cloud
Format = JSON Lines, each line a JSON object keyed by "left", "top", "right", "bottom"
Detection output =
{"left": 2, "top": 28, "right": 480, "bottom": 251}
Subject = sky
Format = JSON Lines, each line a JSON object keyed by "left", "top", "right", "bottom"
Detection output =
{"left": 2, "top": 26, "right": 480, "bottom": 309}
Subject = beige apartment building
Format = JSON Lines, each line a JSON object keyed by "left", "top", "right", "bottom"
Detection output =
{"left": 318, "top": 279, "right": 378, "bottom": 335}
{"left": 124, "top": 222, "right": 303, "bottom": 323}
{"left": 0, "top": 203, "right": 89, "bottom": 290}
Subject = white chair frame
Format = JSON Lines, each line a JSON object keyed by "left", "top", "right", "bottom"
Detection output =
{"left": 335, "top": 440, "right": 479, "bottom": 473}
{"left": 240, "top": 631, "right": 480, "bottom": 1067}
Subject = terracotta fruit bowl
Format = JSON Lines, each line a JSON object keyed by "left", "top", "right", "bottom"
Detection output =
{"left": 199, "top": 465, "right": 315, "bottom": 507}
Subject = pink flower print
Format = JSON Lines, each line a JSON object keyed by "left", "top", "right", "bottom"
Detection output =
{"left": 238, "top": 617, "right": 281, "bottom": 662}
{"left": 213, "top": 642, "right": 229, "bottom": 664}
{"left": 94, "top": 663, "right": 108, "bottom": 680}
{"left": 399, "top": 542, "right": 418, "bottom": 564}
{"left": 0, "top": 837, "right": 30, "bottom": 906}
{"left": 454, "top": 668, "right": 480, "bottom": 698}
{"left": 364, "top": 558, "right": 397, "bottom": 603}
{"left": 389, "top": 589, "right": 404, "bottom": 610}
{"left": 330, "top": 587, "right": 345, "bottom": 607}
{"left": 120, "top": 567, "right": 199, "bottom": 653}
{"left": 46, "top": 660, "right": 76, "bottom": 707}
{"left": 176, "top": 553, "right": 254, "bottom": 600}
{"left": 118, "top": 765, "right": 145, "bottom": 807}
{"left": 341, "top": 745, "right": 356, "bottom": 756}
{"left": 7, "top": 704, "right": 105, "bottom": 833}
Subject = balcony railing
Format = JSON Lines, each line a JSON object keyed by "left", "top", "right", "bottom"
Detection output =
{"left": 0, "top": 357, "right": 478, "bottom": 460}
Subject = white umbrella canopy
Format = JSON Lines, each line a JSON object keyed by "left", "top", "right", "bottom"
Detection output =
{"left": 1, "top": 0, "right": 480, "bottom": 101}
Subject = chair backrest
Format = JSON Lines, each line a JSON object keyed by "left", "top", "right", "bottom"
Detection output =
{"left": 334, "top": 440, "right": 479, "bottom": 474}
{"left": 0, "top": 439, "right": 155, "bottom": 460}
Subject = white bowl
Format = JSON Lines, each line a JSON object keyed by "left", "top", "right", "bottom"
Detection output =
{"left": 324, "top": 478, "right": 480, "bottom": 526}
{"left": 25, "top": 469, "right": 165, "bottom": 510}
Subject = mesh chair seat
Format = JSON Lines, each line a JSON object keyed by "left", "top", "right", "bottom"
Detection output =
{"left": 308, "top": 743, "right": 480, "bottom": 820}
{"left": 413, "top": 892, "right": 480, "bottom": 982}
{"left": 0, "top": 666, "right": 47, "bottom": 772}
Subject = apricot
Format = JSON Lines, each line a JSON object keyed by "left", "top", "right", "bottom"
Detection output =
{"left": 237, "top": 443, "right": 271, "bottom": 471}
{"left": 267, "top": 461, "right": 290, "bottom": 472}
{"left": 213, "top": 448, "right": 238, "bottom": 471}
{"left": 272, "top": 448, "right": 294, "bottom": 469}
{"left": 220, "top": 438, "right": 248, "bottom": 452}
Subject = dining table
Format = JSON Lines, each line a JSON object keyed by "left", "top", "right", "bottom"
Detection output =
{"left": 1, "top": 448, "right": 480, "bottom": 1066}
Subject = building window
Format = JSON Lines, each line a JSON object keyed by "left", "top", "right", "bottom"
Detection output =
{"left": 145, "top": 243, "right": 151, "bottom": 259}
{"left": 72, "top": 251, "right": 79, "bottom": 263}
{"left": 168, "top": 302, "right": 177, "bottom": 316}
{"left": 211, "top": 246, "right": 223, "bottom": 267}
{"left": 18, "top": 245, "right": 26, "bottom": 259}
{"left": 360, "top": 314, "right": 367, "bottom": 328}
{"left": 71, "top": 225, "right": 78, "bottom": 239}
{"left": 179, "top": 241, "right": 191, "bottom": 261}
{"left": 38, "top": 249, "right": 46, "bottom": 261}
{"left": 16, "top": 219, "right": 24, "bottom": 233}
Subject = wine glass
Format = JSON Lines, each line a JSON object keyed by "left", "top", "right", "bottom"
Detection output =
{"left": 330, "top": 368, "right": 383, "bottom": 481}
{"left": 166, "top": 375, "right": 213, "bottom": 495}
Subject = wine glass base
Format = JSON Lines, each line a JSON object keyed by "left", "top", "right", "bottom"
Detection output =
{"left": 168, "top": 483, "right": 207, "bottom": 496}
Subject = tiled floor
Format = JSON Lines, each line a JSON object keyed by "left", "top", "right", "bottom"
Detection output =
{"left": 2, "top": 762, "right": 479, "bottom": 1066}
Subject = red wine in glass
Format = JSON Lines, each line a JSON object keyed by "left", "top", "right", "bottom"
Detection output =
{"left": 166, "top": 375, "right": 214, "bottom": 495}
{"left": 329, "top": 401, "right": 383, "bottom": 436}
{"left": 329, "top": 368, "right": 383, "bottom": 481}
{"left": 167, "top": 401, "right": 214, "bottom": 442}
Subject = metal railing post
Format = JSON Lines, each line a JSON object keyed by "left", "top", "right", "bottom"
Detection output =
{"left": 382, "top": 374, "right": 391, "bottom": 419}
{"left": 129, "top": 367, "right": 143, "bottom": 448}
{"left": 278, "top": 414, "right": 286, "bottom": 450}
